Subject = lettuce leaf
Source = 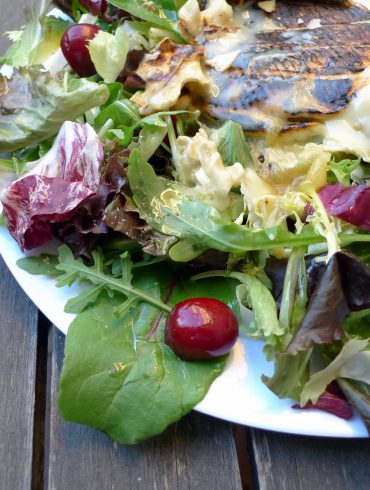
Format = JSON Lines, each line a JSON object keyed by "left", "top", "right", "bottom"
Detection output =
{"left": 300, "top": 339, "right": 370, "bottom": 406}
{"left": 1, "top": 7, "right": 71, "bottom": 68}
{"left": 88, "top": 27, "right": 130, "bottom": 84}
{"left": 210, "top": 120, "right": 253, "bottom": 168}
{"left": 108, "top": 0, "right": 186, "bottom": 42}
{"left": 0, "top": 68, "right": 109, "bottom": 152}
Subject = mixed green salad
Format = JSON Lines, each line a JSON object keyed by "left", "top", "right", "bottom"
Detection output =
{"left": 1, "top": 0, "right": 370, "bottom": 443}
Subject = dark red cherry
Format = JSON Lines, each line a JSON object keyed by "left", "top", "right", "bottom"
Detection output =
{"left": 60, "top": 24, "right": 101, "bottom": 77}
{"left": 164, "top": 298, "right": 239, "bottom": 361}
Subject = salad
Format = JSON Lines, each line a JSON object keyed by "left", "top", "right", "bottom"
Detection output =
{"left": 1, "top": 0, "right": 370, "bottom": 444}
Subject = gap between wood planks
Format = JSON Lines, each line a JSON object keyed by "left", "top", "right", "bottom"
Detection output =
{"left": 31, "top": 313, "right": 50, "bottom": 490}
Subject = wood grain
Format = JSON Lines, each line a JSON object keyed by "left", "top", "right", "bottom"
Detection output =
{"left": 46, "top": 328, "right": 243, "bottom": 490}
{"left": 0, "top": 256, "right": 39, "bottom": 489}
{"left": 249, "top": 428, "right": 370, "bottom": 490}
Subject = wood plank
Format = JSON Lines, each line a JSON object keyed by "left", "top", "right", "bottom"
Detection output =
{"left": 248, "top": 428, "right": 370, "bottom": 490}
{"left": 0, "top": 256, "right": 40, "bottom": 489}
{"left": 0, "top": 0, "right": 26, "bottom": 54}
{"left": 46, "top": 327, "right": 242, "bottom": 490}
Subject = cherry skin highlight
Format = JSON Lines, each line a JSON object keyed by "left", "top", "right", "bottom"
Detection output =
{"left": 164, "top": 298, "right": 239, "bottom": 361}
{"left": 60, "top": 24, "right": 101, "bottom": 77}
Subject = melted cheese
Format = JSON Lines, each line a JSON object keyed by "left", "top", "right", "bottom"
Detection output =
{"left": 323, "top": 83, "right": 370, "bottom": 161}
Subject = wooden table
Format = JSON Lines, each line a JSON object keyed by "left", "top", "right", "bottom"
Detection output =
{"left": 2, "top": 260, "right": 370, "bottom": 490}
{"left": 1, "top": 3, "right": 370, "bottom": 489}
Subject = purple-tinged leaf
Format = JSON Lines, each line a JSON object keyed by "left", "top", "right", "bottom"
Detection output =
{"left": 293, "top": 382, "right": 353, "bottom": 420}
{"left": 287, "top": 250, "right": 370, "bottom": 354}
{"left": 1, "top": 121, "right": 103, "bottom": 250}
{"left": 311, "top": 183, "right": 370, "bottom": 231}
{"left": 286, "top": 255, "right": 349, "bottom": 354}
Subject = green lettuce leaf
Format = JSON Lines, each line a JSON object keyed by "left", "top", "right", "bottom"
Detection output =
{"left": 1, "top": 6, "right": 71, "bottom": 68}
{"left": 210, "top": 121, "right": 253, "bottom": 168}
{"left": 300, "top": 339, "right": 370, "bottom": 406}
{"left": 328, "top": 157, "right": 361, "bottom": 186}
{"left": 88, "top": 27, "right": 129, "bottom": 84}
{"left": 0, "top": 68, "right": 109, "bottom": 152}
{"left": 193, "top": 269, "right": 284, "bottom": 360}
{"left": 108, "top": 0, "right": 186, "bottom": 42}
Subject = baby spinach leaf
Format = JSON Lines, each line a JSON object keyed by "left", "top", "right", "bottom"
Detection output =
{"left": 58, "top": 264, "right": 237, "bottom": 444}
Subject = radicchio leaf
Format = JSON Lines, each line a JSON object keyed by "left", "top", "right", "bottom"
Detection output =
{"left": 310, "top": 183, "right": 370, "bottom": 232}
{"left": 1, "top": 121, "right": 103, "bottom": 250}
{"left": 51, "top": 148, "right": 129, "bottom": 258}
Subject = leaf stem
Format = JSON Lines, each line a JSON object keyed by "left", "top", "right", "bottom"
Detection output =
{"left": 58, "top": 261, "right": 172, "bottom": 313}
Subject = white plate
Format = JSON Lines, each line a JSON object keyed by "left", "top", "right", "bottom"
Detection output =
{"left": 0, "top": 225, "right": 368, "bottom": 438}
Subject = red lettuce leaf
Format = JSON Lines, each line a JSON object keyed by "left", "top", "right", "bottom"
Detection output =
{"left": 1, "top": 121, "right": 103, "bottom": 251}
{"left": 293, "top": 382, "right": 353, "bottom": 420}
{"left": 310, "top": 183, "right": 370, "bottom": 231}
{"left": 51, "top": 149, "right": 129, "bottom": 258}
{"left": 287, "top": 251, "right": 370, "bottom": 354}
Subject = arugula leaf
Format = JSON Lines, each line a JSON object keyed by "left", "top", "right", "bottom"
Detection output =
{"left": 55, "top": 245, "right": 172, "bottom": 312}
{"left": 0, "top": 68, "right": 109, "bottom": 152}
{"left": 108, "top": 0, "right": 186, "bottom": 42}
{"left": 64, "top": 284, "right": 106, "bottom": 313}
{"left": 17, "top": 254, "right": 61, "bottom": 277}
{"left": 210, "top": 121, "right": 253, "bottom": 168}
{"left": 128, "top": 149, "right": 370, "bottom": 261}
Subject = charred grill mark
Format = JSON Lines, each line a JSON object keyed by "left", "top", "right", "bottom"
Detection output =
{"left": 268, "top": 0, "right": 370, "bottom": 28}
{"left": 141, "top": 40, "right": 205, "bottom": 82}
{"left": 234, "top": 45, "right": 370, "bottom": 77}
{"left": 312, "top": 78, "right": 353, "bottom": 109}
{"left": 201, "top": 0, "right": 370, "bottom": 132}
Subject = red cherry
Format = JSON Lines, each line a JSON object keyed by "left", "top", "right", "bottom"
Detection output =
{"left": 61, "top": 24, "right": 101, "bottom": 77}
{"left": 164, "top": 298, "right": 239, "bottom": 361}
